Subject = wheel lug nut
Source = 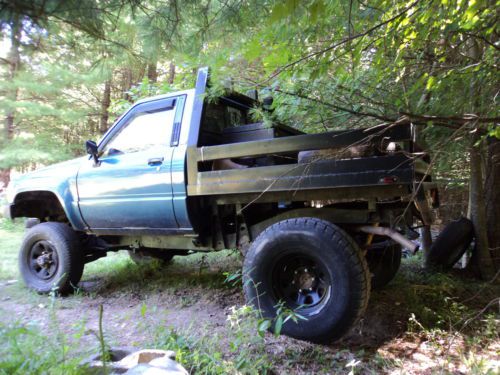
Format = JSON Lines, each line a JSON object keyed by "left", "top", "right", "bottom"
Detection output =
{"left": 304, "top": 268, "right": 308, "bottom": 272}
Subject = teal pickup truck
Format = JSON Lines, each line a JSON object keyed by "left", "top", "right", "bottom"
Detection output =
{"left": 5, "top": 68, "right": 438, "bottom": 343}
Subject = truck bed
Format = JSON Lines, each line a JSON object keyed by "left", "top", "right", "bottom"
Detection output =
{"left": 186, "top": 123, "right": 429, "bottom": 204}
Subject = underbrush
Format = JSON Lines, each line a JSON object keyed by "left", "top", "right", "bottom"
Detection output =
{"left": 0, "top": 290, "right": 90, "bottom": 375}
{"left": 151, "top": 306, "right": 273, "bottom": 374}
{"left": 0, "top": 322, "right": 87, "bottom": 375}
{"left": 394, "top": 255, "right": 499, "bottom": 334}
{"left": 0, "top": 219, "right": 23, "bottom": 280}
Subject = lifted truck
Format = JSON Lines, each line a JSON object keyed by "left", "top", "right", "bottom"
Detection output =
{"left": 5, "top": 68, "right": 438, "bottom": 343}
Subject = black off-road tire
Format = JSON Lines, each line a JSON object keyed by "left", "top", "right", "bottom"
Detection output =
{"left": 128, "top": 249, "right": 174, "bottom": 265}
{"left": 19, "top": 222, "right": 84, "bottom": 294}
{"left": 427, "top": 217, "right": 473, "bottom": 269}
{"left": 243, "top": 218, "right": 370, "bottom": 344}
{"left": 365, "top": 241, "right": 402, "bottom": 290}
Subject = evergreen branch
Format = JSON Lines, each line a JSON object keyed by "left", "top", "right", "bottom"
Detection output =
{"left": 258, "top": 0, "right": 422, "bottom": 84}
{"left": 274, "top": 88, "right": 499, "bottom": 129}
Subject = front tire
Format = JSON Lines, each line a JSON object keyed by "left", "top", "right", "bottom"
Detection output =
{"left": 19, "top": 222, "right": 84, "bottom": 294}
{"left": 243, "top": 218, "right": 370, "bottom": 343}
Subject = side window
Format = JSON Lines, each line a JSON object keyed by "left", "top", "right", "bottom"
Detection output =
{"left": 103, "top": 108, "right": 175, "bottom": 155}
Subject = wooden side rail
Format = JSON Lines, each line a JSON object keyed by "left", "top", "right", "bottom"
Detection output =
{"left": 186, "top": 123, "right": 414, "bottom": 188}
{"left": 187, "top": 154, "right": 416, "bottom": 197}
{"left": 192, "top": 123, "right": 412, "bottom": 162}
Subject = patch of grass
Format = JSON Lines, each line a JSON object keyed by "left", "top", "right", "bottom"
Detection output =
{"left": 82, "top": 249, "right": 242, "bottom": 296}
{"left": 391, "top": 257, "right": 499, "bottom": 333}
{"left": 0, "top": 219, "right": 24, "bottom": 280}
{"left": 150, "top": 305, "right": 273, "bottom": 374}
{"left": 367, "top": 257, "right": 500, "bottom": 374}
{"left": 0, "top": 309, "right": 89, "bottom": 375}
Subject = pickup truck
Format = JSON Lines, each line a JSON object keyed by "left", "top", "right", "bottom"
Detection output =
{"left": 5, "top": 67, "right": 438, "bottom": 343}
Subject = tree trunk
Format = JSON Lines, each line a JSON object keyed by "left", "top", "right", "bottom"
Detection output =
{"left": 1, "top": 18, "right": 21, "bottom": 191}
{"left": 147, "top": 61, "right": 157, "bottom": 83}
{"left": 485, "top": 136, "right": 500, "bottom": 271}
{"left": 168, "top": 62, "right": 175, "bottom": 84}
{"left": 421, "top": 226, "right": 433, "bottom": 267}
{"left": 4, "top": 21, "right": 20, "bottom": 140}
{"left": 464, "top": 37, "right": 495, "bottom": 279}
{"left": 123, "top": 68, "right": 133, "bottom": 101}
{"left": 99, "top": 79, "right": 111, "bottom": 134}
{"left": 469, "top": 133, "right": 495, "bottom": 280}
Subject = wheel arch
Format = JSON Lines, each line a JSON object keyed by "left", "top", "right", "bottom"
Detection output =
{"left": 11, "top": 190, "right": 85, "bottom": 230}
{"left": 248, "top": 207, "right": 370, "bottom": 242}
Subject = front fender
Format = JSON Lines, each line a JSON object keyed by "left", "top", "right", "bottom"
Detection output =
{"left": 7, "top": 157, "right": 87, "bottom": 230}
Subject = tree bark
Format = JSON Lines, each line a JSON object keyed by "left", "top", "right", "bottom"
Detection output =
{"left": 421, "top": 226, "right": 433, "bottom": 266}
{"left": 147, "top": 61, "right": 157, "bottom": 83}
{"left": 464, "top": 37, "right": 496, "bottom": 279}
{"left": 123, "top": 68, "right": 133, "bottom": 101}
{"left": 485, "top": 136, "right": 500, "bottom": 271}
{"left": 1, "top": 18, "right": 21, "bottom": 191}
{"left": 469, "top": 133, "right": 495, "bottom": 280}
{"left": 99, "top": 79, "right": 111, "bottom": 134}
{"left": 5, "top": 21, "right": 20, "bottom": 140}
{"left": 168, "top": 62, "right": 175, "bottom": 84}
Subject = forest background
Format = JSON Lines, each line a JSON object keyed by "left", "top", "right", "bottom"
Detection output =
{"left": 0, "top": 0, "right": 499, "bottom": 276}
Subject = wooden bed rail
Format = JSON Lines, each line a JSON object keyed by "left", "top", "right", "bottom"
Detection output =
{"left": 185, "top": 123, "right": 419, "bottom": 199}
{"left": 189, "top": 123, "right": 413, "bottom": 163}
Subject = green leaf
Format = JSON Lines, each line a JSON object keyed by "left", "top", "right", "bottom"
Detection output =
{"left": 309, "top": 0, "right": 325, "bottom": 23}
{"left": 257, "top": 319, "right": 271, "bottom": 337}
{"left": 489, "top": 126, "right": 500, "bottom": 139}
{"left": 274, "top": 315, "right": 284, "bottom": 336}
{"left": 270, "top": 3, "right": 287, "bottom": 23}
{"left": 426, "top": 76, "right": 436, "bottom": 90}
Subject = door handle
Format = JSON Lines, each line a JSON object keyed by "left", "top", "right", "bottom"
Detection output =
{"left": 148, "top": 157, "right": 164, "bottom": 166}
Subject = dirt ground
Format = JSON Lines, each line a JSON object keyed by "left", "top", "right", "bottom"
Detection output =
{"left": 0, "top": 225, "right": 498, "bottom": 374}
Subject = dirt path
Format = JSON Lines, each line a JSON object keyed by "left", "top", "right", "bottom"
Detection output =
{"left": 0, "top": 252, "right": 245, "bottom": 348}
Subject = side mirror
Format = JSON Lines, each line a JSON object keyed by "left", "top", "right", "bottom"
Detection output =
{"left": 85, "top": 140, "right": 99, "bottom": 164}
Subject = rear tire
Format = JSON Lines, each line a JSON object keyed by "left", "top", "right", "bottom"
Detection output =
{"left": 365, "top": 241, "right": 402, "bottom": 289}
{"left": 19, "top": 222, "right": 84, "bottom": 294}
{"left": 243, "top": 218, "right": 370, "bottom": 343}
{"left": 427, "top": 217, "right": 473, "bottom": 269}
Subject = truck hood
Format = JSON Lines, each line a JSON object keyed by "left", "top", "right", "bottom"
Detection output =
{"left": 6, "top": 156, "right": 86, "bottom": 203}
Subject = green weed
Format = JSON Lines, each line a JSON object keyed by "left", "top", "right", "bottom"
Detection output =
{"left": 0, "top": 219, "right": 23, "bottom": 280}
{"left": 152, "top": 305, "right": 273, "bottom": 374}
{"left": 0, "top": 316, "right": 87, "bottom": 375}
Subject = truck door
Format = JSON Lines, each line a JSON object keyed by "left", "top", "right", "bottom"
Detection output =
{"left": 77, "top": 95, "right": 185, "bottom": 231}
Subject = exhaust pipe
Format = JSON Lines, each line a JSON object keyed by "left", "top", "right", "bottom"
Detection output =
{"left": 356, "top": 225, "right": 419, "bottom": 253}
